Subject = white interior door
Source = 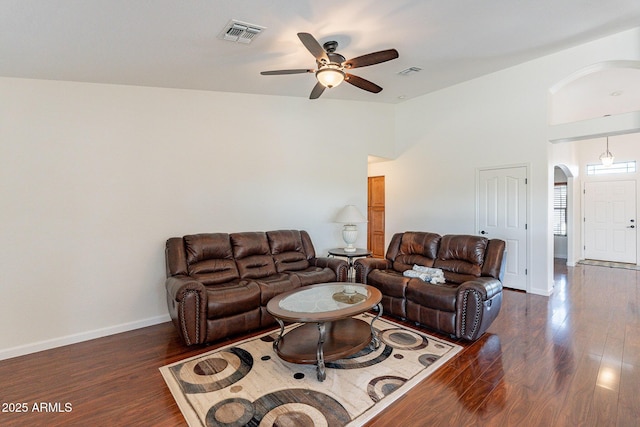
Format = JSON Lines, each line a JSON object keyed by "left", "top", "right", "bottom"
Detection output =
{"left": 584, "top": 180, "right": 636, "bottom": 263}
{"left": 477, "top": 166, "right": 528, "bottom": 291}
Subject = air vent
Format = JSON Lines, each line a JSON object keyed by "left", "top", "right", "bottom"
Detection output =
{"left": 219, "top": 19, "right": 265, "bottom": 44}
{"left": 398, "top": 67, "right": 422, "bottom": 76}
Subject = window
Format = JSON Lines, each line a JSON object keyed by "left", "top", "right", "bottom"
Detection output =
{"left": 587, "top": 161, "right": 636, "bottom": 175}
{"left": 554, "top": 184, "right": 567, "bottom": 236}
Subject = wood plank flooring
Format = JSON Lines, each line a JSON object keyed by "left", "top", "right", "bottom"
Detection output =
{"left": 1, "top": 259, "right": 638, "bottom": 426}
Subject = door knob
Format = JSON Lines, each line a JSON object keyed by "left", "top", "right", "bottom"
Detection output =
{"left": 628, "top": 225, "right": 635, "bottom": 229}
{"left": 480, "top": 230, "right": 488, "bottom": 235}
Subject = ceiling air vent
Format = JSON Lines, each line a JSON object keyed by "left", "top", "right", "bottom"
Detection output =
{"left": 219, "top": 19, "right": 265, "bottom": 44}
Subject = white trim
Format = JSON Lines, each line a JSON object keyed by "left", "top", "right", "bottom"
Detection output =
{"left": 0, "top": 314, "right": 171, "bottom": 361}
{"left": 536, "top": 286, "right": 554, "bottom": 297}
{"left": 548, "top": 111, "right": 640, "bottom": 143}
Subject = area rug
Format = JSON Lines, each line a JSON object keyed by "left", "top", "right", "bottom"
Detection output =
{"left": 160, "top": 313, "right": 462, "bottom": 427}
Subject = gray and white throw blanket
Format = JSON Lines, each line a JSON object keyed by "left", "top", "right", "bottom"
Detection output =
{"left": 403, "top": 264, "right": 446, "bottom": 284}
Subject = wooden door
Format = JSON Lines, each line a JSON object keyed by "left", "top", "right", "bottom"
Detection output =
{"left": 584, "top": 180, "right": 637, "bottom": 263}
{"left": 368, "top": 176, "right": 385, "bottom": 258}
{"left": 477, "top": 166, "right": 528, "bottom": 291}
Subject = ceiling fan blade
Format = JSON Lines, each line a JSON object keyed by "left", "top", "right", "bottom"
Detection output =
{"left": 260, "top": 69, "right": 314, "bottom": 75}
{"left": 343, "top": 49, "right": 399, "bottom": 69}
{"left": 309, "top": 82, "right": 326, "bottom": 99}
{"left": 297, "top": 32, "right": 329, "bottom": 63}
{"left": 345, "top": 73, "right": 383, "bottom": 93}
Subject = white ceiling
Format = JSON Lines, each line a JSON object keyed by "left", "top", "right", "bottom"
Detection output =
{"left": 1, "top": 0, "right": 640, "bottom": 104}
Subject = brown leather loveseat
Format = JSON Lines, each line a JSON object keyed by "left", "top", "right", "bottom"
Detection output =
{"left": 355, "top": 232, "right": 505, "bottom": 341}
{"left": 165, "top": 230, "right": 348, "bottom": 345}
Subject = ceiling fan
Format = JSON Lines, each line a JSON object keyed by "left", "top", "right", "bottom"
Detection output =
{"left": 261, "top": 32, "right": 399, "bottom": 99}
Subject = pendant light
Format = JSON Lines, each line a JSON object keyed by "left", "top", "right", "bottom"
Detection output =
{"left": 599, "top": 136, "right": 614, "bottom": 167}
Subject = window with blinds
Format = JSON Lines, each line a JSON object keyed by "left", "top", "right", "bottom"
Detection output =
{"left": 554, "top": 184, "right": 567, "bottom": 236}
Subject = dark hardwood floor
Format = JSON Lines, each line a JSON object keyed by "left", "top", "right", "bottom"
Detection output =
{"left": 2, "top": 259, "right": 639, "bottom": 426}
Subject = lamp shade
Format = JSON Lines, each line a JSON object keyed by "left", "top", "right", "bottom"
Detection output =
{"left": 600, "top": 152, "right": 615, "bottom": 167}
{"left": 334, "top": 205, "right": 367, "bottom": 224}
{"left": 599, "top": 136, "right": 615, "bottom": 167}
{"left": 316, "top": 67, "right": 345, "bottom": 88}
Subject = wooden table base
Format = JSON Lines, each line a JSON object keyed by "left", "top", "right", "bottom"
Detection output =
{"left": 273, "top": 317, "right": 377, "bottom": 381}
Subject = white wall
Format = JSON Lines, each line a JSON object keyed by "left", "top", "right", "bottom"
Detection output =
{"left": 0, "top": 77, "right": 394, "bottom": 359}
{"left": 370, "top": 27, "right": 640, "bottom": 296}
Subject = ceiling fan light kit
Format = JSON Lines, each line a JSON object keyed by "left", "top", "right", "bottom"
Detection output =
{"left": 316, "top": 66, "right": 345, "bottom": 88}
{"left": 260, "top": 32, "right": 398, "bottom": 99}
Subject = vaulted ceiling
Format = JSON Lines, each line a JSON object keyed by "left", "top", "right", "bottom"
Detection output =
{"left": 1, "top": 0, "right": 640, "bottom": 104}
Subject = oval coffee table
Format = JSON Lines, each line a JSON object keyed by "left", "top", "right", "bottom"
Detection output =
{"left": 266, "top": 282, "right": 382, "bottom": 381}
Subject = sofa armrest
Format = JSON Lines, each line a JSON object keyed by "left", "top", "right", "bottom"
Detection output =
{"left": 165, "top": 276, "right": 208, "bottom": 345}
{"left": 457, "top": 277, "right": 502, "bottom": 301}
{"left": 166, "top": 275, "right": 205, "bottom": 301}
{"left": 456, "top": 277, "right": 503, "bottom": 340}
{"left": 309, "top": 257, "right": 349, "bottom": 282}
{"left": 354, "top": 258, "right": 392, "bottom": 284}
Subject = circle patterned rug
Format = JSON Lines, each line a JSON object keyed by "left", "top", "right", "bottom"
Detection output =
{"left": 160, "top": 313, "right": 462, "bottom": 427}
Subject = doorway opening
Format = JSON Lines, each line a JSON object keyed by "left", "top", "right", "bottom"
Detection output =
{"left": 554, "top": 166, "right": 569, "bottom": 263}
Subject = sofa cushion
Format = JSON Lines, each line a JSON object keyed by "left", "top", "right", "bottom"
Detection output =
{"left": 183, "top": 233, "right": 240, "bottom": 285}
{"left": 434, "top": 235, "right": 488, "bottom": 283}
{"left": 368, "top": 269, "right": 410, "bottom": 298}
{"left": 482, "top": 239, "right": 507, "bottom": 280}
{"left": 205, "top": 281, "right": 261, "bottom": 319}
{"left": 254, "top": 273, "right": 301, "bottom": 305}
{"left": 231, "top": 232, "right": 277, "bottom": 279}
{"left": 267, "top": 230, "right": 311, "bottom": 272}
{"left": 392, "top": 232, "right": 441, "bottom": 271}
{"left": 290, "top": 267, "right": 336, "bottom": 286}
{"left": 406, "top": 279, "right": 458, "bottom": 312}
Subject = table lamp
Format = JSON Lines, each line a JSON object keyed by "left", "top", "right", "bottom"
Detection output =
{"left": 334, "top": 205, "right": 367, "bottom": 252}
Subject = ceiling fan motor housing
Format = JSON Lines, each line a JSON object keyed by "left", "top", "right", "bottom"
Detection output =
{"left": 326, "top": 52, "right": 345, "bottom": 65}
{"left": 322, "top": 40, "right": 339, "bottom": 53}
{"left": 316, "top": 43, "right": 346, "bottom": 88}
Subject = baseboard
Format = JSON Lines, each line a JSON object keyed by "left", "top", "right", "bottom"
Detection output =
{"left": 0, "top": 314, "right": 171, "bottom": 361}
{"left": 529, "top": 285, "right": 553, "bottom": 297}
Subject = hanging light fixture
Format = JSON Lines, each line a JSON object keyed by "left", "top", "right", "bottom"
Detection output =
{"left": 599, "top": 136, "right": 615, "bottom": 167}
{"left": 316, "top": 65, "right": 345, "bottom": 88}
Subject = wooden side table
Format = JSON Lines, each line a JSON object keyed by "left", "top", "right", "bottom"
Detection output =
{"left": 328, "top": 248, "right": 372, "bottom": 282}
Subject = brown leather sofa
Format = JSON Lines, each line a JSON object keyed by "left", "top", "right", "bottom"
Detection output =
{"left": 165, "top": 229, "right": 348, "bottom": 345}
{"left": 355, "top": 232, "right": 505, "bottom": 341}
